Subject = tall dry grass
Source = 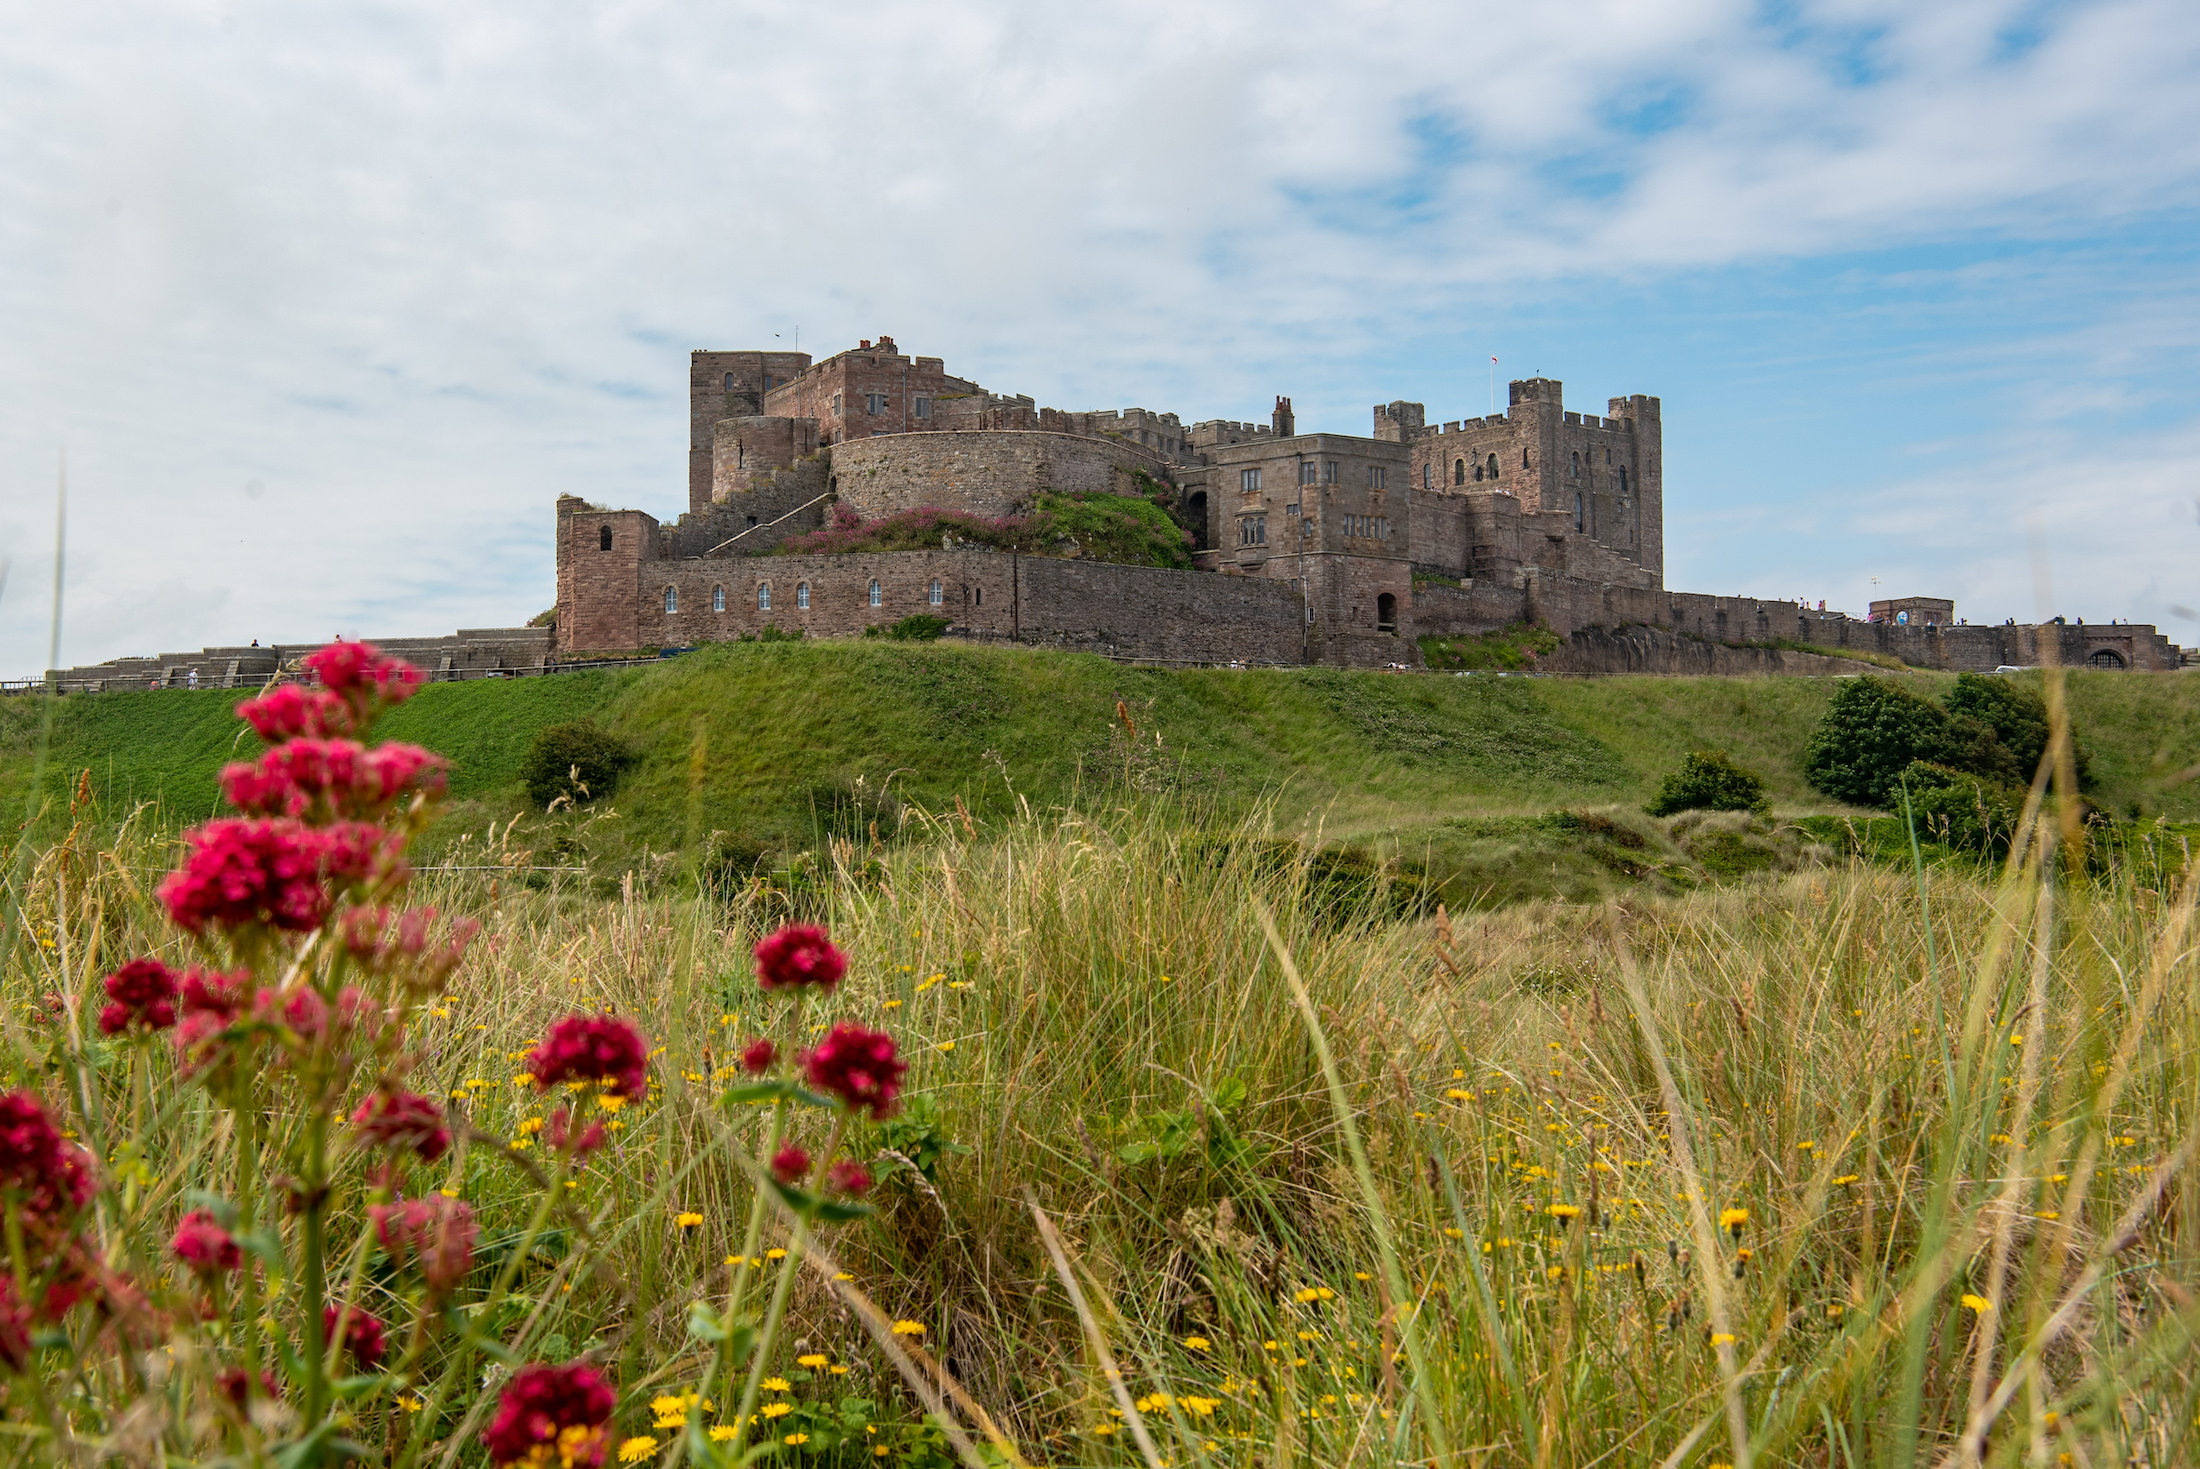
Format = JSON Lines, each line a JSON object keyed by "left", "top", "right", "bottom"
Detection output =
{"left": 4, "top": 767, "right": 2197, "bottom": 1466}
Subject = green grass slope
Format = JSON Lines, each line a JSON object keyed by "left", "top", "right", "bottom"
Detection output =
{"left": 7, "top": 646, "right": 2196, "bottom": 868}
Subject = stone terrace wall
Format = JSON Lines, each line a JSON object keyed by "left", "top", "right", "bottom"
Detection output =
{"left": 1537, "top": 625, "right": 1882, "bottom": 676}
{"left": 626, "top": 548, "right": 1305, "bottom": 665}
{"left": 41, "top": 628, "right": 550, "bottom": 693}
{"left": 828, "top": 430, "right": 1168, "bottom": 519}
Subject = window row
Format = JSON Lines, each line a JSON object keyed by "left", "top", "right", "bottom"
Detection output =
{"left": 827, "top": 393, "right": 933, "bottom": 420}
{"left": 1343, "top": 514, "right": 1390, "bottom": 540}
{"left": 664, "top": 580, "right": 949, "bottom": 614}
{"left": 1238, "top": 515, "right": 1267, "bottom": 546}
{"left": 1567, "top": 451, "right": 1629, "bottom": 491}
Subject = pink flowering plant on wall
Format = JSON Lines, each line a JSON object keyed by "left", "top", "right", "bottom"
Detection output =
{"left": 0, "top": 642, "right": 913, "bottom": 1466}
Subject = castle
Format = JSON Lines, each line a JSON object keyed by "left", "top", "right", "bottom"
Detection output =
{"left": 549, "top": 337, "right": 2187, "bottom": 674}
{"left": 27, "top": 336, "right": 2190, "bottom": 693}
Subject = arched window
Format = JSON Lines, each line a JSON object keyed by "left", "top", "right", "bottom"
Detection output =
{"left": 1571, "top": 451, "right": 1580, "bottom": 477}
{"left": 1487, "top": 454, "right": 1500, "bottom": 480}
{"left": 1522, "top": 447, "right": 1531, "bottom": 469}
{"left": 758, "top": 583, "right": 771, "bottom": 611}
{"left": 599, "top": 525, "right": 613, "bottom": 551}
{"left": 796, "top": 583, "right": 809, "bottom": 610}
{"left": 869, "top": 580, "right": 881, "bottom": 607}
{"left": 712, "top": 585, "right": 725, "bottom": 613}
{"left": 1574, "top": 494, "right": 1584, "bottom": 532}
{"left": 1619, "top": 466, "right": 1629, "bottom": 493}
{"left": 1422, "top": 462, "right": 1432, "bottom": 489}
{"left": 2089, "top": 648, "right": 2125, "bottom": 669}
{"left": 928, "top": 580, "right": 943, "bottom": 607}
{"left": 1454, "top": 458, "right": 1465, "bottom": 485}
{"left": 1376, "top": 592, "right": 1397, "bottom": 631}
{"left": 664, "top": 586, "right": 678, "bottom": 614}
{"left": 724, "top": 372, "right": 735, "bottom": 390}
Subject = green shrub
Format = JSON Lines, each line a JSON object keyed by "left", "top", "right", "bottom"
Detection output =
{"left": 1945, "top": 671, "right": 2091, "bottom": 788}
{"left": 1802, "top": 677, "right": 1956, "bottom": 807}
{"left": 1034, "top": 490, "right": 1194, "bottom": 569}
{"left": 520, "top": 718, "right": 637, "bottom": 807}
{"left": 1419, "top": 622, "right": 1563, "bottom": 671}
{"left": 865, "top": 614, "right": 951, "bottom": 642}
{"left": 1644, "top": 750, "right": 1770, "bottom": 817}
{"left": 739, "top": 623, "right": 803, "bottom": 643}
{"left": 1897, "top": 760, "right": 2023, "bottom": 858}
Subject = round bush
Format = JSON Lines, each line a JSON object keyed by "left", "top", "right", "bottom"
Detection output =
{"left": 521, "top": 720, "right": 636, "bottom": 808}
{"left": 1645, "top": 750, "right": 1770, "bottom": 818}
{"left": 1802, "top": 677, "right": 1953, "bottom": 808}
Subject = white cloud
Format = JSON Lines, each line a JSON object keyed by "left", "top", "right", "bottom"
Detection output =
{"left": 3, "top": 0, "right": 2198, "bottom": 671}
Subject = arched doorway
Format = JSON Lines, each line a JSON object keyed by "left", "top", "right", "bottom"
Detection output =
{"left": 2088, "top": 648, "right": 2125, "bottom": 670}
{"left": 1376, "top": 592, "right": 1397, "bottom": 631}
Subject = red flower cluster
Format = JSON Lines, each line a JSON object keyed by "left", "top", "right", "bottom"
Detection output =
{"left": 340, "top": 905, "right": 478, "bottom": 989}
{"left": 827, "top": 1161, "right": 873, "bottom": 1196}
{"left": 171, "top": 1210, "right": 242, "bottom": 1273}
{"left": 351, "top": 1090, "right": 452, "bottom": 1162}
{"left": 740, "top": 1037, "right": 777, "bottom": 1073}
{"left": 323, "top": 1304, "right": 387, "bottom": 1368}
{"left": 217, "top": 1366, "right": 281, "bottom": 1411}
{"left": 221, "top": 740, "right": 447, "bottom": 821}
{"left": 238, "top": 684, "right": 355, "bottom": 743}
{"left": 304, "top": 641, "right": 422, "bottom": 706}
{"left": 370, "top": 1195, "right": 477, "bottom": 1294}
{"left": 770, "top": 1145, "right": 810, "bottom": 1184}
{"left": 98, "top": 958, "right": 180, "bottom": 1034}
{"left": 754, "top": 924, "right": 848, "bottom": 992}
{"left": 158, "top": 818, "right": 406, "bottom": 934}
{"left": 546, "top": 1107, "right": 607, "bottom": 1157}
{"left": 528, "top": 1014, "right": 650, "bottom": 1099}
{"left": 481, "top": 1361, "right": 618, "bottom": 1467}
{"left": 801, "top": 1024, "right": 906, "bottom": 1119}
{"left": 0, "top": 1090, "right": 97, "bottom": 1223}
{"left": 173, "top": 968, "right": 251, "bottom": 1072}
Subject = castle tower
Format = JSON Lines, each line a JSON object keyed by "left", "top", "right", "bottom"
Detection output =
{"left": 690, "top": 349, "right": 813, "bottom": 514}
{"left": 1607, "top": 394, "right": 1662, "bottom": 583}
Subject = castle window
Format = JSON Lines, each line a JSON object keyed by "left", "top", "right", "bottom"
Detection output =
{"left": 713, "top": 585, "right": 725, "bottom": 613}
{"left": 797, "top": 583, "right": 810, "bottom": 610}
{"left": 745, "top": 516, "right": 758, "bottom": 530}
{"left": 865, "top": 393, "right": 888, "bottom": 416}
{"left": 1454, "top": 459, "right": 1466, "bottom": 486}
{"left": 1522, "top": 448, "right": 1531, "bottom": 469}
{"left": 928, "top": 580, "right": 943, "bottom": 606}
{"left": 869, "top": 580, "right": 881, "bottom": 607}
{"left": 1487, "top": 454, "right": 1500, "bottom": 479}
{"left": 599, "top": 525, "right": 613, "bottom": 551}
{"left": 1619, "top": 466, "right": 1629, "bottom": 493}
{"left": 1239, "top": 516, "right": 1267, "bottom": 546}
{"left": 832, "top": 393, "right": 842, "bottom": 416}
{"left": 724, "top": 373, "right": 735, "bottom": 390}
{"left": 975, "top": 587, "right": 983, "bottom": 606}
{"left": 664, "top": 587, "right": 678, "bottom": 614}
{"left": 758, "top": 584, "right": 771, "bottom": 611}
{"left": 1241, "top": 468, "right": 1262, "bottom": 492}
{"left": 1575, "top": 494, "right": 1584, "bottom": 532}
{"left": 1571, "top": 451, "right": 1579, "bottom": 478}
{"left": 1373, "top": 466, "right": 1386, "bottom": 489}
{"left": 1324, "top": 461, "right": 1338, "bottom": 484}
{"left": 737, "top": 440, "right": 745, "bottom": 469}
{"left": 2089, "top": 648, "right": 2125, "bottom": 669}
{"left": 914, "top": 396, "right": 931, "bottom": 419}
{"left": 1376, "top": 593, "right": 1397, "bottom": 631}
{"left": 1423, "top": 463, "right": 1432, "bottom": 489}
{"left": 1300, "top": 461, "right": 1317, "bottom": 486}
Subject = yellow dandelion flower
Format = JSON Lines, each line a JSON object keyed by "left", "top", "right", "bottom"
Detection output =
{"left": 833, "top": 1271, "right": 854, "bottom": 1281}
{"left": 708, "top": 1427, "right": 738, "bottom": 1442}
{"left": 617, "top": 1438, "right": 660, "bottom": 1463}
{"left": 675, "top": 1212, "right": 705, "bottom": 1231}
{"left": 874, "top": 1446, "right": 892, "bottom": 1456}
{"left": 784, "top": 1433, "right": 809, "bottom": 1446}
{"left": 763, "top": 1378, "right": 792, "bottom": 1393}
{"left": 1797, "top": 1140, "right": 1816, "bottom": 1151}
{"left": 518, "top": 1116, "right": 546, "bottom": 1136}
{"left": 935, "top": 1041, "right": 956, "bottom": 1053}
{"left": 891, "top": 1320, "right": 925, "bottom": 1336}
{"left": 829, "top": 1365, "right": 850, "bottom": 1376}
{"left": 1832, "top": 1174, "right": 1860, "bottom": 1186}
{"left": 1719, "top": 1207, "right": 1748, "bottom": 1238}
{"left": 1354, "top": 1271, "right": 1372, "bottom": 1280}
{"left": 1710, "top": 1333, "right": 1737, "bottom": 1347}
{"left": 1442, "top": 1227, "right": 1464, "bottom": 1239}
{"left": 1546, "top": 1204, "right": 1580, "bottom": 1219}
{"left": 1445, "top": 1088, "right": 1471, "bottom": 1100}
{"left": 1091, "top": 1424, "right": 1118, "bottom": 1437}
{"left": 761, "top": 1402, "right": 794, "bottom": 1419}
{"left": 881, "top": 999, "right": 903, "bottom": 1010}
{"left": 1183, "top": 1336, "right": 1211, "bottom": 1351}
{"left": 1183, "top": 1397, "right": 1221, "bottom": 1417}
{"left": 797, "top": 1354, "right": 830, "bottom": 1369}
{"left": 1961, "top": 1294, "right": 1993, "bottom": 1314}
{"left": 765, "top": 1248, "right": 788, "bottom": 1260}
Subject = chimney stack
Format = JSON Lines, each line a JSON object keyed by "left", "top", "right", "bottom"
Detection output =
{"left": 1273, "top": 395, "right": 1295, "bottom": 438}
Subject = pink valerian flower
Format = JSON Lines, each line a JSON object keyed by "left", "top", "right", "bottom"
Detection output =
{"left": 253, "top": 983, "right": 330, "bottom": 1043}
{"left": 341, "top": 905, "right": 478, "bottom": 989}
{"left": 770, "top": 1145, "right": 811, "bottom": 1184}
{"left": 173, "top": 968, "right": 252, "bottom": 1073}
{"left": 528, "top": 1014, "right": 650, "bottom": 1099}
{"left": 351, "top": 1090, "right": 452, "bottom": 1162}
{"left": 753, "top": 925, "right": 848, "bottom": 993}
{"left": 304, "top": 641, "right": 422, "bottom": 705}
{"left": 0, "top": 1090, "right": 97, "bottom": 1224}
{"left": 801, "top": 1024, "right": 907, "bottom": 1120}
{"left": 369, "top": 1196, "right": 477, "bottom": 1294}
{"left": 237, "top": 683, "right": 355, "bottom": 743}
{"left": 159, "top": 818, "right": 332, "bottom": 934}
{"left": 481, "top": 1361, "right": 618, "bottom": 1467}
{"left": 826, "top": 1161, "right": 873, "bottom": 1196}
{"left": 0, "top": 1279, "right": 32, "bottom": 1373}
{"left": 545, "top": 1107, "right": 607, "bottom": 1157}
{"left": 97, "top": 958, "right": 180, "bottom": 1034}
{"left": 323, "top": 1304, "right": 388, "bottom": 1369}
{"left": 217, "top": 1366, "right": 281, "bottom": 1410}
{"left": 171, "top": 1210, "right": 243, "bottom": 1273}
{"left": 739, "top": 1038, "right": 777, "bottom": 1074}
{"left": 219, "top": 739, "right": 447, "bottom": 821}
{"left": 320, "top": 820, "right": 409, "bottom": 892}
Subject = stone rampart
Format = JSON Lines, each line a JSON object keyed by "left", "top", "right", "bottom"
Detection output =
{"left": 826, "top": 430, "right": 1162, "bottom": 519}
{"left": 39, "top": 628, "right": 551, "bottom": 693}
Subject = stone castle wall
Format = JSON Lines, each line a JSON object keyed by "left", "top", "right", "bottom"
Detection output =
{"left": 826, "top": 430, "right": 1167, "bottom": 519}
{"left": 38, "top": 627, "right": 551, "bottom": 693}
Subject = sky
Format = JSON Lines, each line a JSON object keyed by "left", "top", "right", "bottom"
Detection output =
{"left": 4, "top": 0, "right": 2199, "bottom": 675}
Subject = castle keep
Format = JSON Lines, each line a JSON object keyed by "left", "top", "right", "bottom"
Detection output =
{"left": 549, "top": 336, "right": 2184, "bottom": 674}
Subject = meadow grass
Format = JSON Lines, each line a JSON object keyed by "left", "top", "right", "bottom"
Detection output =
{"left": 5, "top": 757, "right": 2196, "bottom": 1466}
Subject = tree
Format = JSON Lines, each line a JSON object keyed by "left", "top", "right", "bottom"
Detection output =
{"left": 521, "top": 720, "right": 637, "bottom": 807}
{"left": 1644, "top": 750, "right": 1771, "bottom": 817}
{"left": 1802, "top": 677, "right": 1953, "bottom": 808}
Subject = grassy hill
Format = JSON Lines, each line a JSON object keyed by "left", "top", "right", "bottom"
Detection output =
{"left": 6, "top": 644, "right": 2196, "bottom": 902}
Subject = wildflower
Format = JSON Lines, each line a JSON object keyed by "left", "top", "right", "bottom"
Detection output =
{"left": 323, "top": 1305, "right": 388, "bottom": 1369}
{"left": 827, "top": 1161, "right": 873, "bottom": 1196}
{"left": 617, "top": 1437, "right": 660, "bottom": 1462}
{"left": 741, "top": 1038, "right": 778, "bottom": 1073}
{"left": 1832, "top": 1174, "right": 1860, "bottom": 1187}
{"left": 709, "top": 1427, "right": 738, "bottom": 1442}
{"left": 797, "top": 1354, "right": 830, "bottom": 1369}
{"left": 159, "top": 818, "right": 340, "bottom": 933}
{"left": 675, "top": 1212, "right": 705, "bottom": 1232}
{"left": 935, "top": 1041, "right": 956, "bottom": 1053}
{"left": 754, "top": 925, "right": 848, "bottom": 993}
{"left": 171, "top": 1209, "right": 242, "bottom": 1273}
{"left": 370, "top": 1196, "right": 477, "bottom": 1294}
{"left": 1184, "top": 1336, "right": 1211, "bottom": 1352}
{"left": 1719, "top": 1207, "right": 1748, "bottom": 1241}
{"left": 784, "top": 1434, "right": 809, "bottom": 1446}
{"left": 0, "top": 1090, "right": 97, "bottom": 1223}
{"left": 341, "top": 905, "right": 477, "bottom": 989}
{"left": 98, "top": 958, "right": 180, "bottom": 1034}
{"left": 1182, "top": 1397, "right": 1220, "bottom": 1416}
{"left": 1445, "top": 1088, "right": 1471, "bottom": 1100}
{"left": 351, "top": 1089, "right": 452, "bottom": 1162}
{"left": 1546, "top": 1204, "right": 1581, "bottom": 1219}
{"left": 238, "top": 682, "right": 355, "bottom": 742}
{"left": 216, "top": 1365, "right": 281, "bottom": 1411}
{"left": 1710, "top": 1333, "right": 1737, "bottom": 1346}
{"left": 763, "top": 1377, "right": 792, "bottom": 1392}
{"left": 1961, "top": 1294, "right": 1993, "bottom": 1315}
{"left": 766, "top": 1248, "right": 787, "bottom": 1259}
{"left": 802, "top": 1024, "right": 907, "bottom": 1119}
{"left": 771, "top": 1145, "right": 812, "bottom": 1184}
{"left": 530, "top": 1013, "right": 651, "bottom": 1098}
{"left": 303, "top": 639, "right": 423, "bottom": 709}
{"left": 547, "top": 1107, "right": 608, "bottom": 1157}
{"left": 482, "top": 1362, "right": 618, "bottom": 1467}
{"left": 891, "top": 1320, "right": 925, "bottom": 1336}
{"left": 762, "top": 1402, "right": 794, "bottom": 1419}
